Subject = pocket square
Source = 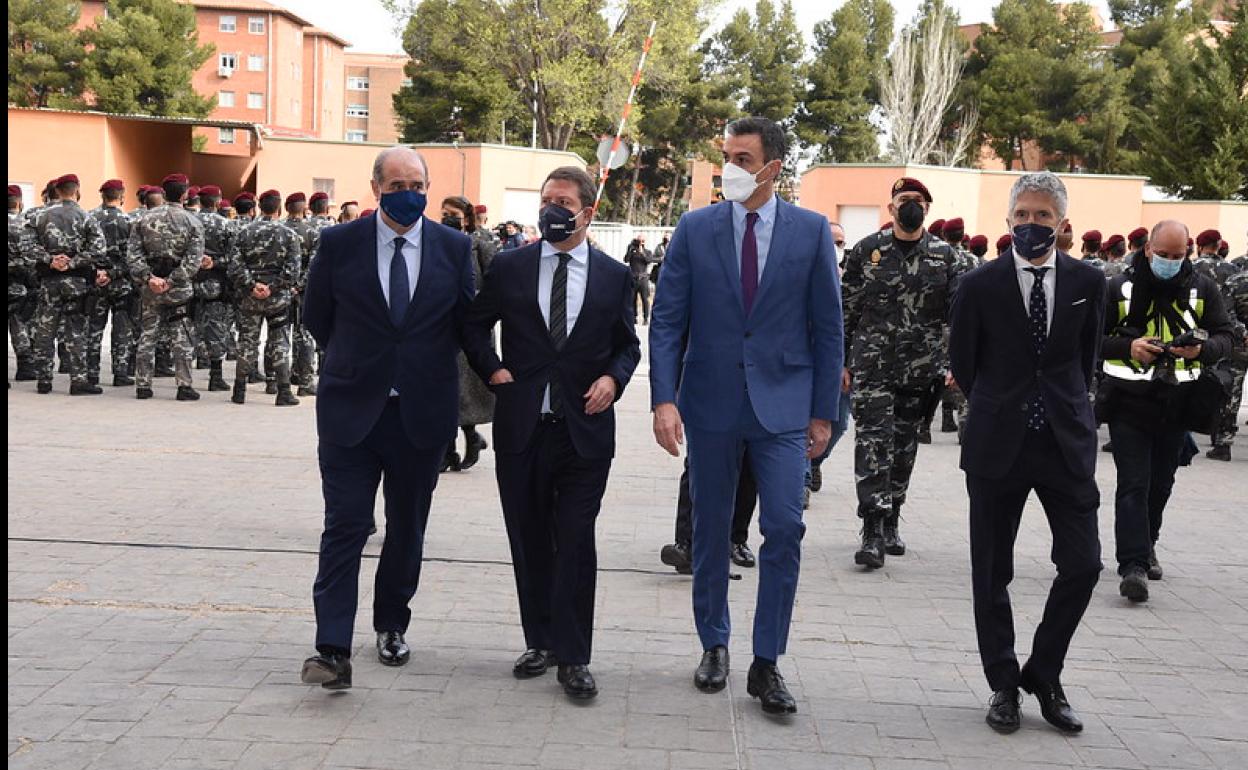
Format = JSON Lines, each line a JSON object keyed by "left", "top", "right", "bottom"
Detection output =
{"left": 1071, "top": 298, "right": 1088, "bottom": 306}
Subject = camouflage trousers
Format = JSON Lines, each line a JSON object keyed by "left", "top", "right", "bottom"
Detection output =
{"left": 292, "top": 326, "right": 316, "bottom": 383}
{"left": 1212, "top": 358, "right": 1247, "bottom": 448}
{"left": 852, "top": 381, "right": 929, "bottom": 519}
{"left": 195, "top": 299, "right": 233, "bottom": 362}
{"left": 31, "top": 280, "right": 90, "bottom": 384}
{"left": 8, "top": 309, "right": 31, "bottom": 357}
{"left": 236, "top": 302, "right": 292, "bottom": 382}
{"left": 87, "top": 288, "right": 139, "bottom": 378}
{"left": 135, "top": 289, "right": 196, "bottom": 388}
{"left": 942, "top": 384, "right": 968, "bottom": 435}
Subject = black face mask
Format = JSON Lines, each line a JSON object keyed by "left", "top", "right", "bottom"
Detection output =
{"left": 441, "top": 214, "right": 463, "bottom": 231}
{"left": 897, "top": 200, "right": 925, "bottom": 231}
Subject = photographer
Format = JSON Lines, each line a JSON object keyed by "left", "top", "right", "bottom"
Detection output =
{"left": 1100, "top": 220, "right": 1235, "bottom": 604}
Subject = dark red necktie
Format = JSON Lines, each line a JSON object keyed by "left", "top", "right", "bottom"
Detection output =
{"left": 741, "top": 211, "right": 759, "bottom": 314}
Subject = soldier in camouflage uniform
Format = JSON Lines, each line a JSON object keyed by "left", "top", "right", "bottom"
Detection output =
{"left": 1222, "top": 269, "right": 1248, "bottom": 443}
{"left": 937, "top": 217, "right": 978, "bottom": 438}
{"left": 282, "top": 191, "right": 317, "bottom": 396}
{"left": 231, "top": 192, "right": 260, "bottom": 380}
{"left": 125, "top": 174, "right": 205, "bottom": 400}
{"left": 1191, "top": 228, "right": 1246, "bottom": 460}
{"left": 86, "top": 180, "right": 139, "bottom": 387}
{"left": 293, "top": 191, "right": 336, "bottom": 396}
{"left": 227, "top": 189, "right": 301, "bottom": 406}
{"left": 193, "top": 185, "right": 235, "bottom": 392}
{"left": 24, "top": 174, "right": 108, "bottom": 395}
{"left": 8, "top": 185, "right": 38, "bottom": 382}
{"left": 842, "top": 177, "right": 964, "bottom": 569}
{"left": 184, "top": 186, "right": 201, "bottom": 214}
{"left": 1078, "top": 229, "right": 1105, "bottom": 272}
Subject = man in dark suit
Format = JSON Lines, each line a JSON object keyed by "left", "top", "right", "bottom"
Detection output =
{"left": 298, "top": 146, "right": 475, "bottom": 690}
{"left": 950, "top": 171, "right": 1107, "bottom": 735}
{"left": 462, "top": 166, "right": 640, "bottom": 701}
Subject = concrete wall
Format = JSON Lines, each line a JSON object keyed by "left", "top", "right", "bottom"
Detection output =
{"left": 1142, "top": 201, "right": 1248, "bottom": 255}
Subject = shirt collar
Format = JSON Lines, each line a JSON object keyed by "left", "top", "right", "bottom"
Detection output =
{"left": 377, "top": 212, "right": 422, "bottom": 248}
{"left": 541, "top": 238, "right": 590, "bottom": 264}
{"left": 1013, "top": 248, "right": 1055, "bottom": 272}
{"left": 732, "top": 193, "right": 778, "bottom": 225}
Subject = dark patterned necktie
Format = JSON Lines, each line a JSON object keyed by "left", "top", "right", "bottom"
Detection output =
{"left": 389, "top": 237, "right": 409, "bottom": 327}
{"left": 547, "top": 252, "right": 571, "bottom": 415}
{"left": 741, "top": 212, "right": 759, "bottom": 314}
{"left": 1025, "top": 266, "right": 1050, "bottom": 431}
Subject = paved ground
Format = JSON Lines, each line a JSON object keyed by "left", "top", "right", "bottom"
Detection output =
{"left": 8, "top": 346, "right": 1248, "bottom": 770}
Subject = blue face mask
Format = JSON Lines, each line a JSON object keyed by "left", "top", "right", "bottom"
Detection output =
{"left": 1150, "top": 255, "right": 1183, "bottom": 281}
{"left": 379, "top": 190, "right": 427, "bottom": 227}
{"left": 538, "top": 204, "right": 585, "bottom": 244}
{"left": 1011, "top": 223, "right": 1056, "bottom": 261}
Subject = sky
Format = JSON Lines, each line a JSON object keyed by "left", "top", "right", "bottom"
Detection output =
{"left": 280, "top": 0, "right": 1117, "bottom": 55}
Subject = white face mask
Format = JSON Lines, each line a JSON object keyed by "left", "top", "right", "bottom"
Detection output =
{"left": 721, "top": 162, "right": 768, "bottom": 203}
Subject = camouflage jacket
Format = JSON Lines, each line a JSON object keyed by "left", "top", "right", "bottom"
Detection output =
{"left": 1078, "top": 254, "right": 1106, "bottom": 272}
{"left": 24, "top": 200, "right": 107, "bottom": 283}
{"left": 841, "top": 228, "right": 964, "bottom": 385}
{"left": 1192, "top": 254, "right": 1239, "bottom": 305}
{"left": 8, "top": 211, "right": 33, "bottom": 299}
{"left": 195, "top": 210, "right": 236, "bottom": 300}
{"left": 125, "top": 203, "right": 205, "bottom": 290}
{"left": 1102, "top": 255, "right": 1128, "bottom": 280}
{"left": 1230, "top": 254, "right": 1247, "bottom": 272}
{"left": 227, "top": 218, "right": 301, "bottom": 297}
{"left": 952, "top": 244, "right": 982, "bottom": 273}
{"left": 88, "top": 205, "right": 133, "bottom": 283}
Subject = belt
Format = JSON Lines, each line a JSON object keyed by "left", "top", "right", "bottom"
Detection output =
{"left": 539, "top": 413, "right": 564, "bottom": 424}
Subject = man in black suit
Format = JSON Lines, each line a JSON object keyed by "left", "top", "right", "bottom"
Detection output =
{"left": 463, "top": 166, "right": 640, "bottom": 701}
{"left": 949, "top": 171, "right": 1107, "bottom": 735}
{"left": 298, "top": 146, "right": 476, "bottom": 689}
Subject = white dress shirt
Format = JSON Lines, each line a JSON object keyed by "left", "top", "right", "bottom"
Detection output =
{"left": 1013, "top": 248, "right": 1056, "bottom": 333}
{"left": 731, "top": 193, "right": 778, "bottom": 278}
{"left": 377, "top": 215, "right": 422, "bottom": 395}
{"left": 537, "top": 238, "right": 589, "bottom": 413}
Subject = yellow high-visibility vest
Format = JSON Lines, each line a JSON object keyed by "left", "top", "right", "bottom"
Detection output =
{"left": 1103, "top": 281, "right": 1203, "bottom": 383}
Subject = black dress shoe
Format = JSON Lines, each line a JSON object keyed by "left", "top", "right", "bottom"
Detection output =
{"left": 376, "top": 631, "right": 410, "bottom": 666}
{"left": 730, "top": 542, "right": 756, "bottom": 568}
{"left": 986, "top": 688, "right": 1021, "bottom": 733}
{"left": 1019, "top": 672, "right": 1083, "bottom": 733}
{"left": 1147, "top": 547, "right": 1163, "bottom": 580}
{"left": 301, "top": 652, "right": 352, "bottom": 690}
{"left": 809, "top": 464, "right": 823, "bottom": 492}
{"left": 556, "top": 664, "right": 597, "bottom": 700}
{"left": 1119, "top": 566, "right": 1149, "bottom": 603}
{"left": 513, "top": 648, "right": 556, "bottom": 679}
{"left": 747, "top": 661, "right": 797, "bottom": 714}
{"left": 459, "top": 429, "right": 487, "bottom": 470}
{"left": 694, "top": 646, "right": 729, "bottom": 692}
{"left": 661, "top": 542, "right": 693, "bottom": 575}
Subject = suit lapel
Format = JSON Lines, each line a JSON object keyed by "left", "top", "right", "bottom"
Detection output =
{"left": 750, "top": 197, "right": 791, "bottom": 316}
{"left": 565, "top": 249, "right": 600, "bottom": 346}
{"left": 712, "top": 202, "right": 744, "bottom": 314}
{"left": 400, "top": 218, "right": 432, "bottom": 327}
{"left": 997, "top": 252, "right": 1035, "bottom": 357}
{"left": 361, "top": 216, "right": 393, "bottom": 325}
{"left": 1044, "top": 252, "right": 1078, "bottom": 359}
{"left": 525, "top": 244, "right": 549, "bottom": 334}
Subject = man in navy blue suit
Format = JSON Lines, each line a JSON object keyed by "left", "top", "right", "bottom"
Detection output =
{"left": 462, "top": 167, "right": 640, "bottom": 701}
{"left": 298, "top": 146, "right": 475, "bottom": 689}
{"left": 950, "top": 172, "right": 1106, "bottom": 735}
{"left": 649, "top": 117, "right": 843, "bottom": 715}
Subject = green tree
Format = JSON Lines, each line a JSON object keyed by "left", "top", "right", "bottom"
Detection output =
{"left": 83, "top": 0, "right": 214, "bottom": 117}
{"left": 796, "top": 0, "right": 894, "bottom": 162}
{"left": 704, "top": 0, "right": 806, "bottom": 123}
{"left": 7, "top": 0, "right": 88, "bottom": 108}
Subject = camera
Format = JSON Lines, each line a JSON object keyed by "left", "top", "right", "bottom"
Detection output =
{"left": 1160, "top": 328, "right": 1208, "bottom": 354}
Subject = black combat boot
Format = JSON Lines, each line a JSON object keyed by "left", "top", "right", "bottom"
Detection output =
{"left": 1206, "top": 445, "right": 1231, "bottom": 462}
{"left": 917, "top": 425, "right": 932, "bottom": 444}
{"left": 112, "top": 373, "right": 134, "bottom": 386}
{"left": 231, "top": 378, "right": 247, "bottom": 405}
{"left": 14, "top": 354, "right": 37, "bottom": 381}
{"left": 297, "top": 378, "right": 318, "bottom": 397}
{"left": 941, "top": 407, "right": 958, "bottom": 433}
{"left": 274, "top": 366, "right": 299, "bottom": 406}
{"left": 135, "top": 387, "right": 153, "bottom": 399}
{"left": 247, "top": 368, "right": 265, "bottom": 384}
{"left": 883, "top": 510, "right": 906, "bottom": 556}
{"left": 176, "top": 385, "right": 200, "bottom": 401}
{"left": 854, "top": 515, "right": 886, "bottom": 570}
{"left": 207, "top": 361, "right": 229, "bottom": 391}
{"left": 87, "top": 373, "right": 100, "bottom": 387}
{"left": 69, "top": 381, "right": 103, "bottom": 396}
{"left": 36, "top": 380, "right": 53, "bottom": 394}
{"left": 195, "top": 355, "right": 209, "bottom": 370}
{"left": 265, "top": 377, "right": 278, "bottom": 395}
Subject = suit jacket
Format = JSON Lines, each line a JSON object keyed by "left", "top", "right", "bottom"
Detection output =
{"left": 949, "top": 250, "right": 1107, "bottom": 480}
{"left": 303, "top": 215, "right": 475, "bottom": 449}
{"left": 461, "top": 241, "right": 640, "bottom": 460}
{"left": 648, "top": 197, "right": 843, "bottom": 434}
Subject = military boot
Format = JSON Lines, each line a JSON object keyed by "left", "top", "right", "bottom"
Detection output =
{"left": 176, "top": 385, "right": 201, "bottom": 401}
{"left": 36, "top": 380, "right": 53, "bottom": 394}
{"left": 231, "top": 378, "right": 247, "bottom": 405}
{"left": 1206, "top": 445, "right": 1231, "bottom": 462}
{"left": 265, "top": 377, "right": 277, "bottom": 395}
{"left": 297, "top": 378, "right": 318, "bottom": 397}
{"left": 14, "top": 354, "right": 37, "bottom": 381}
{"left": 854, "top": 515, "right": 886, "bottom": 570}
{"left": 135, "top": 387, "right": 154, "bottom": 399}
{"left": 195, "top": 355, "right": 209, "bottom": 370}
{"left": 917, "top": 425, "right": 932, "bottom": 444}
{"left": 112, "top": 373, "right": 134, "bottom": 387}
{"left": 941, "top": 407, "right": 958, "bottom": 433}
{"left": 69, "top": 381, "right": 103, "bottom": 396}
{"left": 274, "top": 366, "right": 299, "bottom": 406}
{"left": 207, "top": 361, "right": 229, "bottom": 391}
{"left": 247, "top": 368, "right": 265, "bottom": 384}
{"left": 883, "top": 510, "right": 906, "bottom": 556}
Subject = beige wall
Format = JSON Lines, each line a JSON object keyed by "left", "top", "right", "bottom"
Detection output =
{"left": 269, "top": 15, "right": 304, "bottom": 131}
{"left": 1142, "top": 202, "right": 1248, "bottom": 255}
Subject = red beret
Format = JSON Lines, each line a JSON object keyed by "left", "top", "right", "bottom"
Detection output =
{"left": 1127, "top": 227, "right": 1148, "bottom": 243}
{"left": 285, "top": 191, "right": 306, "bottom": 205}
{"left": 259, "top": 189, "right": 281, "bottom": 200}
{"left": 341, "top": 201, "right": 358, "bottom": 208}
{"left": 309, "top": 191, "right": 329, "bottom": 204}
{"left": 969, "top": 235, "right": 988, "bottom": 250}
{"left": 7, "top": 185, "right": 21, "bottom": 197}
{"left": 1103, "top": 234, "right": 1124, "bottom": 250}
{"left": 1196, "top": 229, "right": 1221, "bottom": 248}
{"left": 996, "top": 234, "right": 1013, "bottom": 251}
{"left": 1081, "top": 230, "right": 1102, "bottom": 245}
{"left": 944, "top": 217, "right": 964, "bottom": 233}
{"left": 218, "top": 202, "right": 233, "bottom": 209}
{"left": 54, "top": 174, "right": 80, "bottom": 187}
{"left": 98, "top": 179, "right": 124, "bottom": 193}
{"left": 1187, "top": 237, "right": 1194, "bottom": 247}
{"left": 45, "top": 179, "right": 58, "bottom": 191}
{"left": 199, "top": 185, "right": 222, "bottom": 197}
{"left": 928, "top": 219, "right": 946, "bottom": 236}
{"left": 360, "top": 208, "right": 376, "bottom": 217}
{"left": 162, "top": 173, "right": 189, "bottom": 186}
{"left": 233, "top": 191, "right": 256, "bottom": 203}
{"left": 474, "top": 204, "right": 487, "bottom": 214}
{"left": 890, "top": 177, "right": 932, "bottom": 203}
{"left": 187, "top": 186, "right": 201, "bottom": 198}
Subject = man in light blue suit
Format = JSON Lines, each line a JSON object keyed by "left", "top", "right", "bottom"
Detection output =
{"left": 649, "top": 117, "right": 843, "bottom": 715}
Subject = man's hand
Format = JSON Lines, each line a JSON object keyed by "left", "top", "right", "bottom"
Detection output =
{"left": 95, "top": 269, "right": 111, "bottom": 287}
{"left": 653, "top": 402, "right": 684, "bottom": 457}
{"left": 1170, "top": 344, "right": 1202, "bottom": 360}
{"left": 148, "top": 276, "right": 168, "bottom": 294}
{"left": 944, "top": 372, "right": 958, "bottom": 390}
{"left": 50, "top": 254, "right": 70, "bottom": 271}
{"left": 841, "top": 367, "right": 852, "bottom": 394}
{"left": 807, "top": 418, "right": 832, "bottom": 460}
{"left": 489, "top": 368, "right": 514, "bottom": 386}
{"left": 200, "top": 255, "right": 214, "bottom": 270}
{"left": 1130, "top": 337, "right": 1164, "bottom": 365}
{"left": 583, "top": 375, "right": 617, "bottom": 415}
{"left": 251, "top": 283, "right": 271, "bottom": 300}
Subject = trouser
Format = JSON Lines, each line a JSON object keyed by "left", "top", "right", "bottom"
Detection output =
{"left": 1212, "top": 359, "right": 1247, "bottom": 448}
{"left": 86, "top": 289, "right": 138, "bottom": 378}
{"left": 687, "top": 398, "right": 806, "bottom": 661}
{"left": 194, "top": 299, "right": 232, "bottom": 363}
{"left": 967, "top": 426, "right": 1102, "bottom": 691}
{"left": 31, "top": 282, "right": 89, "bottom": 384}
{"left": 632, "top": 277, "right": 652, "bottom": 323}
{"left": 852, "top": 382, "right": 927, "bottom": 519}
{"left": 313, "top": 398, "right": 444, "bottom": 654}
{"left": 8, "top": 305, "right": 31, "bottom": 357}
{"left": 807, "top": 386, "right": 852, "bottom": 485}
{"left": 496, "top": 418, "right": 611, "bottom": 665}
{"left": 1109, "top": 419, "right": 1186, "bottom": 575}
{"left": 293, "top": 326, "right": 317, "bottom": 383}
{"left": 674, "top": 452, "right": 756, "bottom": 547}
{"left": 134, "top": 292, "right": 195, "bottom": 388}
{"left": 236, "top": 307, "right": 292, "bottom": 381}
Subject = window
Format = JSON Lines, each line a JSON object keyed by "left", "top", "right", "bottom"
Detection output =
{"left": 219, "top": 15, "right": 236, "bottom": 32}
{"left": 248, "top": 16, "right": 265, "bottom": 34}
{"left": 347, "top": 76, "right": 369, "bottom": 91}
{"left": 248, "top": 54, "right": 264, "bottom": 72}
{"left": 345, "top": 104, "right": 369, "bottom": 118}
{"left": 346, "top": 130, "right": 366, "bottom": 143}
{"left": 313, "top": 178, "right": 335, "bottom": 199}
{"left": 218, "top": 90, "right": 235, "bottom": 108}
{"left": 219, "top": 53, "right": 238, "bottom": 71}
{"left": 247, "top": 92, "right": 264, "bottom": 110}
{"left": 219, "top": 128, "right": 236, "bottom": 145}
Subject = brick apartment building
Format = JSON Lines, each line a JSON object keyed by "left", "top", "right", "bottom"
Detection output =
{"left": 342, "top": 52, "right": 408, "bottom": 145}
